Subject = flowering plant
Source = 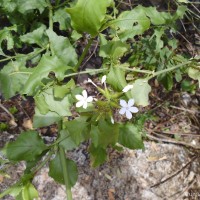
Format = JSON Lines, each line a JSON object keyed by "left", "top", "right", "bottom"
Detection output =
{"left": 0, "top": 0, "right": 198, "bottom": 199}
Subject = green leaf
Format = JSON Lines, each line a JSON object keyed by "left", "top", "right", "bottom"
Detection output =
{"left": 49, "top": 154, "right": 78, "bottom": 187}
{"left": 21, "top": 182, "right": 38, "bottom": 200}
{"left": 118, "top": 123, "right": 144, "bottom": 149}
{"left": 91, "top": 119, "right": 119, "bottom": 148}
{"left": 20, "top": 24, "right": 48, "bottom": 47}
{"left": 53, "top": 8, "right": 71, "bottom": 30}
{"left": 66, "top": 0, "right": 110, "bottom": 36}
{"left": 0, "top": 58, "right": 32, "bottom": 99}
{"left": 108, "top": 5, "right": 150, "bottom": 41}
{"left": 46, "top": 29, "right": 77, "bottom": 66}
{"left": 89, "top": 144, "right": 107, "bottom": 167}
{"left": 158, "top": 73, "right": 173, "bottom": 90}
{"left": 23, "top": 54, "right": 70, "bottom": 95}
{"left": 64, "top": 116, "right": 89, "bottom": 145}
{"left": 99, "top": 39, "right": 129, "bottom": 61}
{"left": 54, "top": 79, "right": 75, "bottom": 99}
{"left": 33, "top": 88, "right": 72, "bottom": 128}
{"left": 129, "top": 79, "right": 151, "bottom": 106}
{"left": 6, "top": 131, "right": 47, "bottom": 161}
{"left": 188, "top": 67, "right": 200, "bottom": 87}
{"left": 107, "top": 65, "right": 127, "bottom": 91}
{"left": 17, "top": 0, "right": 48, "bottom": 14}
{"left": 0, "top": 25, "right": 17, "bottom": 55}
{"left": 59, "top": 130, "right": 78, "bottom": 151}
{"left": 33, "top": 107, "right": 61, "bottom": 128}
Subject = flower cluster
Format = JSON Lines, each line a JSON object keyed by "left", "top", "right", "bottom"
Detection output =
{"left": 75, "top": 76, "right": 138, "bottom": 120}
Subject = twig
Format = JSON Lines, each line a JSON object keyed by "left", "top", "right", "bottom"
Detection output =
{"left": 150, "top": 155, "right": 198, "bottom": 188}
{"left": 0, "top": 101, "right": 15, "bottom": 121}
{"left": 146, "top": 133, "right": 200, "bottom": 150}
{"left": 170, "top": 105, "right": 200, "bottom": 114}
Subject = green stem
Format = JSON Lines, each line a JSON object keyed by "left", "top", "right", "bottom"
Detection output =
{"left": 118, "top": 66, "right": 153, "bottom": 74}
{"left": 74, "top": 37, "right": 94, "bottom": 71}
{"left": 64, "top": 68, "right": 108, "bottom": 78}
{"left": 0, "top": 150, "right": 53, "bottom": 199}
{"left": 59, "top": 147, "right": 73, "bottom": 200}
{"left": 0, "top": 47, "right": 47, "bottom": 63}
{"left": 148, "top": 60, "right": 192, "bottom": 80}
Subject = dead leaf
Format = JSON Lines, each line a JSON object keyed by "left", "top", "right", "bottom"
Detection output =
{"left": 9, "top": 119, "right": 17, "bottom": 127}
{"left": 108, "top": 189, "right": 115, "bottom": 200}
{"left": 22, "top": 119, "right": 33, "bottom": 130}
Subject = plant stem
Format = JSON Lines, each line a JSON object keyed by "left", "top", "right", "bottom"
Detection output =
{"left": 64, "top": 68, "right": 108, "bottom": 78}
{"left": 74, "top": 37, "right": 94, "bottom": 71}
{"left": 0, "top": 47, "right": 47, "bottom": 63}
{"left": 118, "top": 66, "right": 153, "bottom": 74}
{"left": 59, "top": 147, "right": 73, "bottom": 200}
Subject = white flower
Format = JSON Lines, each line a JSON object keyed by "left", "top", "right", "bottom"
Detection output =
{"left": 111, "top": 116, "right": 114, "bottom": 124}
{"left": 75, "top": 90, "right": 93, "bottom": 109}
{"left": 101, "top": 75, "right": 107, "bottom": 84}
{"left": 119, "top": 99, "right": 138, "bottom": 119}
{"left": 122, "top": 84, "right": 133, "bottom": 93}
{"left": 87, "top": 78, "right": 97, "bottom": 87}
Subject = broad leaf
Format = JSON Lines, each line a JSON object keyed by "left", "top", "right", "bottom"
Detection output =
{"left": 108, "top": 5, "right": 150, "bottom": 41}
{"left": 21, "top": 182, "right": 38, "bottom": 200}
{"left": 118, "top": 123, "right": 144, "bottom": 149}
{"left": 91, "top": 119, "right": 119, "bottom": 148}
{"left": 89, "top": 144, "right": 107, "bottom": 167}
{"left": 66, "top": 0, "right": 110, "bottom": 36}
{"left": 46, "top": 29, "right": 77, "bottom": 66}
{"left": 64, "top": 116, "right": 89, "bottom": 145}
{"left": 100, "top": 39, "right": 129, "bottom": 61}
{"left": 17, "top": 0, "right": 48, "bottom": 14}
{"left": 0, "top": 58, "right": 32, "bottom": 99}
{"left": 59, "top": 130, "right": 78, "bottom": 151}
{"left": 107, "top": 65, "right": 127, "bottom": 91}
{"left": 23, "top": 54, "right": 71, "bottom": 95}
{"left": 6, "top": 131, "right": 47, "bottom": 161}
{"left": 49, "top": 154, "right": 78, "bottom": 187}
{"left": 53, "top": 8, "right": 71, "bottom": 30}
{"left": 20, "top": 24, "right": 48, "bottom": 47}
{"left": 129, "top": 79, "right": 151, "bottom": 106}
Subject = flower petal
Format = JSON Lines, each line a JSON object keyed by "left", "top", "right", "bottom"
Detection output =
{"left": 120, "top": 99, "right": 127, "bottom": 107}
{"left": 125, "top": 110, "right": 132, "bottom": 119}
{"left": 101, "top": 75, "right": 107, "bottom": 84}
{"left": 75, "top": 94, "right": 83, "bottom": 101}
{"left": 87, "top": 96, "right": 93, "bottom": 102}
{"left": 111, "top": 116, "right": 114, "bottom": 124}
{"left": 83, "top": 101, "right": 88, "bottom": 109}
{"left": 128, "top": 99, "right": 134, "bottom": 107}
{"left": 119, "top": 107, "right": 126, "bottom": 115}
{"left": 129, "top": 106, "right": 139, "bottom": 113}
{"left": 122, "top": 85, "right": 133, "bottom": 93}
{"left": 76, "top": 101, "right": 84, "bottom": 108}
{"left": 82, "top": 90, "right": 87, "bottom": 98}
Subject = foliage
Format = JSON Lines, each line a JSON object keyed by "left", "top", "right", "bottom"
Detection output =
{"left": 0, "top": 0, "right": 199, "bottom": 199}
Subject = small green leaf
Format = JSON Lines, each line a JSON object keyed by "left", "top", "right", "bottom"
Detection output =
{"left": 188, "top": 67, "right": 200, "bottom": 87}
{"left": 53, "top": 8, "right": 71, "bottom": 30}
{"left": 59, "top": 130, "right": 78, "bottom": 151}
{"left": 89, "top": 144, "right": 107, "bottom": 167}
{"left": 6, "top": 131, "right": 47, "bottom": 161}
{"left": 66, "top": 0, "right": 110, "bottom": 36}
{"left": 34, "top": 94, "right": 49, "bottom": 115}
{"left": 129, "top": 79, "right": 151, "bottom": 106}
{"left": 158, "top": 73, "right": 173, "bottom": 91}
{"left": 49, "top": 154, "right": 78, "bottom": 187}
{"left": 21, "top": 182, "right": 38, "bottom": 200}
{"left": 107, "top": 65, "right": 127, "bottom": 91}
{"left": 118, "top": 123, "right": 144, "bottom": 149}
{"left": 20, "top": 24, "right": 48, "bottom": 47}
